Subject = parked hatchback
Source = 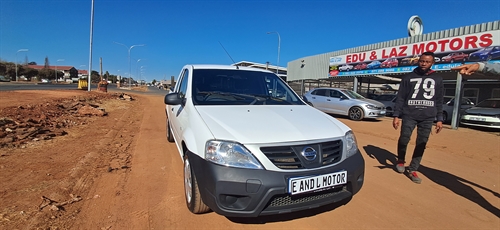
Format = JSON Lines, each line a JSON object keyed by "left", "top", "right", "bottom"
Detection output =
{"left": 373, "top": 94, "right": 397, "bottom": 116}
{"left": 303, "top": 87, "right": 386, "bottom": 121}
{"left": 164, "top": 65, "right": 365, "bottom": 217}
{"left": 460, "top": 98, "right": 500, "bottom": 129}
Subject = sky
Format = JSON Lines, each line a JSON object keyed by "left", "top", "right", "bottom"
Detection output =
{"left": 1, "top": 0, "right": 499, "bottom": 83}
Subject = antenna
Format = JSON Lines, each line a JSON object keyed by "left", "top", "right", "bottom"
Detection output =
{"left": 218, "top": 41, "right": 238, "bottom": 69}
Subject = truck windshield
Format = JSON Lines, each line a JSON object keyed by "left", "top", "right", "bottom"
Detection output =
{"left": 191, "top": 69, "right": 304, "bottom": 106}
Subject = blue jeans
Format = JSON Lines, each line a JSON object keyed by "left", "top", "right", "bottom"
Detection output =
{"left": 397, "top": 118, "right": 433, "bottom": 172}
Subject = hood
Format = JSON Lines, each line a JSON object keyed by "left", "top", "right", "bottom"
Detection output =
{"left": 195, "top": 105, "right": 350, "bottom": 144}
{"left": 356, "top": 98, "right": 385, "bottom": 107}
{"left": 465, "top": 107, "right": 500, "bottom": 116}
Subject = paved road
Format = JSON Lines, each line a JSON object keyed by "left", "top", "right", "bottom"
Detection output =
{"left": 0, "top": 82, "right": 169, "bottom": 96}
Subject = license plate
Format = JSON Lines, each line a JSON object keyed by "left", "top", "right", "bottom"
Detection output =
{"left": 470, "top": 117, "right": 486, "bottom": 121}
{"left": 288, "top": 171, "right": 347, "bottom": 195}
{"left": 380, "top": 110, "right": 386, "bottom": 115}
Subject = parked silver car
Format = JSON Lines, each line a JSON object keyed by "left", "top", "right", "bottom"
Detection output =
{"left": 303, "top": 88, "right": 386, "bottom": 121}
{"left": 460, "top": 98, "right": 500, "bottom": 129}
{"left": 373, "top": 94, "right": 397, "bottom": 116}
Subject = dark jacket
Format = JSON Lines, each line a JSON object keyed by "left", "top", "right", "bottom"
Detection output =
{"left": 393, "top": 67, "right": 444, "bottom": 121}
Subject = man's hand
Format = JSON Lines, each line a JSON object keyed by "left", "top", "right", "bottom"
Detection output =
{"left": 435, "top": 121, "right": 443, "bottom": 134}
{"left": 393, "top": 117, "right": 400, "bottom": 130}
{"left": 451, "top": 63, "right": 480, "bottom": 75}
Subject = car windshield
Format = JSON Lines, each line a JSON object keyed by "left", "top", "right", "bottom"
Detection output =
{"left": 475, "top": 99, "right": 500, "bottom": 108}
{"left": 341, "top": 90, "right": 365, "bottom": 99}
{"left": 191, "top": 69, "right": 304, "bottom": 106}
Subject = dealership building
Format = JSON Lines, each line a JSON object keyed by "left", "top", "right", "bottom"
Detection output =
{"left": 285, "top": 19, "right": 500, "bottom": 128}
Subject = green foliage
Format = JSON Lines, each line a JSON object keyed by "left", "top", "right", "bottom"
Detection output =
{"left": 90, "top": 70, "right": 100, "bottom": 83}
{"left": 38, "top": 68, "right": 54, "bottom": 80}
{"left": 19, "top": 66, "right": 38, "bottom": 81}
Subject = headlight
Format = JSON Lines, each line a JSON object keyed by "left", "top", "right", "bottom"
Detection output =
{"left": 365, "top": 104, "right": 377, "bottom": 109}
{"left": 345, "top": 131, "right": 359, "bottom": 158}
{"left": 205, "top": 140, "right": 263, "bottom": 169}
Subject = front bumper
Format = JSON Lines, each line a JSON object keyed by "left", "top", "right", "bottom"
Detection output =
{"left": 364, "top": 109, "right": 386, "bottom": 118}
{"left": 187, "top": 150, "right": 365, "bottom": 217}
{"left": 461, "top": 114, "right": 500, "bottom": 129}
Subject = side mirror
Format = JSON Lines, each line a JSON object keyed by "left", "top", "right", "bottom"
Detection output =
{"left": 164, "top": 93, "right": 185, "bottom": 105}
{"left": 340, "top": 95, "right": 348, "bottom": 100}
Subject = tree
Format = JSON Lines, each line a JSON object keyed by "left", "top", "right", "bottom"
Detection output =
{"left": 0, "top": 62, "right": 7, "bottom": 75}
{"left": 1, "top": 62, "right": 16, "bottom": 81}
{"left": 38, "top": 68, "right": 53, "bottom": 80}
{"left": 152, "top": 79, "right": 157, "bottom": 85}
{"left": 44, "top": 57, "right": 50, "bottom": 68}
{"left": 90, "top": 70, "right": 100, "bottom": 83}
{"left": 104, "top": 71, "right": 110, "bottom": 81}
{"left": 18, "top": 66, "right": 38, "bottom": 81}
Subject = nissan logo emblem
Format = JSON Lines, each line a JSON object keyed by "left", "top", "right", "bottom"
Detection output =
{"left": 301, "top": 147, "right": 317, "bottom": 161}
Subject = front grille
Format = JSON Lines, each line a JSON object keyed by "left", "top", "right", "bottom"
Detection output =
{"left": 267, "top": 186, "right": 345, "bottom": 208}
{"left": 321, "top": 141, "right": 342, "bottom": 165}
{"left": 261, "top": 140, "right": 343, "bottom": 169}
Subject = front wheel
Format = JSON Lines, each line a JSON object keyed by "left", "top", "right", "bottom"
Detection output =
{"left": 443, "top": 111, "right": 448, "bottom": 123}
{"left": 184, "top": 155, "right": 210, "bottom": 214}
{"left": 166, "top": 119, "right": 174, "bottom": 143}
{"left": 348, "top": 107, "right": 364, "bottom": 121}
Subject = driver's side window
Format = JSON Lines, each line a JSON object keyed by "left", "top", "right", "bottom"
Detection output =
{"left": 330, "top": 90, "right": 341, "bottom": 98}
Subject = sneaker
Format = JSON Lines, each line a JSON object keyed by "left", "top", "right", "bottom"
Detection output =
{"left": 409, "top": 171, "right": 422, "bottom": 184}
{"left": 395, "top": 161, "right": 405, "bottom": 173}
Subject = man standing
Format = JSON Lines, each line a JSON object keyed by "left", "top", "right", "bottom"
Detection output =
{"left": 392, "top": 52, "right": 444, "bottom": 184}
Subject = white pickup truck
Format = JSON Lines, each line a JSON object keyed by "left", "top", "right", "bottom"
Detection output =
{"left": 164, "top": 64, "right": 365, "bottom": 217}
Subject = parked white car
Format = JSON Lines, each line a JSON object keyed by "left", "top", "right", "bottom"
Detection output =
{"left": 373, "top": 94, "right": 397, "bottom": 116}
{"left": 164, "top": 65, "right": 365, "bottom": 217}
{"left": 303, "top": 88, "right": 386, "bottom": 121}
{"left": 460, "top": 98, "right": 500, "bottom": 129}
{"left": 339, "top": 64, "right": 354, "bottom": 71}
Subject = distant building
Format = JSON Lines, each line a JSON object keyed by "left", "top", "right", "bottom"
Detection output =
{"left": 27, "top": 65, "right": 78, "bottom": 81}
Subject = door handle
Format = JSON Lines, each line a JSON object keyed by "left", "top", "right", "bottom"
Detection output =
{"left": 327, "top": 99, "right": 331, "bottom": 101}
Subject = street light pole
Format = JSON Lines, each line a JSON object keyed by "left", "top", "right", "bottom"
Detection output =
{"left": 136, "top": 59, "right": 142, "bottom": 86}
{"left": 266, "top": 31, "right": 281, "bottom": 75}
{"left": 113, "top": 42, "right": 145, "bottom": 88}
{"left": 16, "top": 49, "right": 29, "bottom": 82}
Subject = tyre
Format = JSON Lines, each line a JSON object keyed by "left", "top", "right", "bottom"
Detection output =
{"left": 167, "top": 119, "right": 174, "bottom": 143}
{"left": 443, "top": 111, "right": 448, "bottom": 123}
{"left": 184, "top": 155, "right": 210, "bottom": 214}
{"left": 348, "top": 107, "right": 364, "bottom": 121}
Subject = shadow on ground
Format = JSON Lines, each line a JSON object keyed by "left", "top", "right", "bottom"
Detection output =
{"left": 363, "top": 144, "right": 500, "bottom": 218}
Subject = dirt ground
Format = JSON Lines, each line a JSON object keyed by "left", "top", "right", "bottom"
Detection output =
{"left": 0, "top": 90, "right": 498, "bottom": 230}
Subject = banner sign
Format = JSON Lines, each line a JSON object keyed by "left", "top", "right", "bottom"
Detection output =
{"left": 329, "top": 30, "right": 500, "bottom": 77}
